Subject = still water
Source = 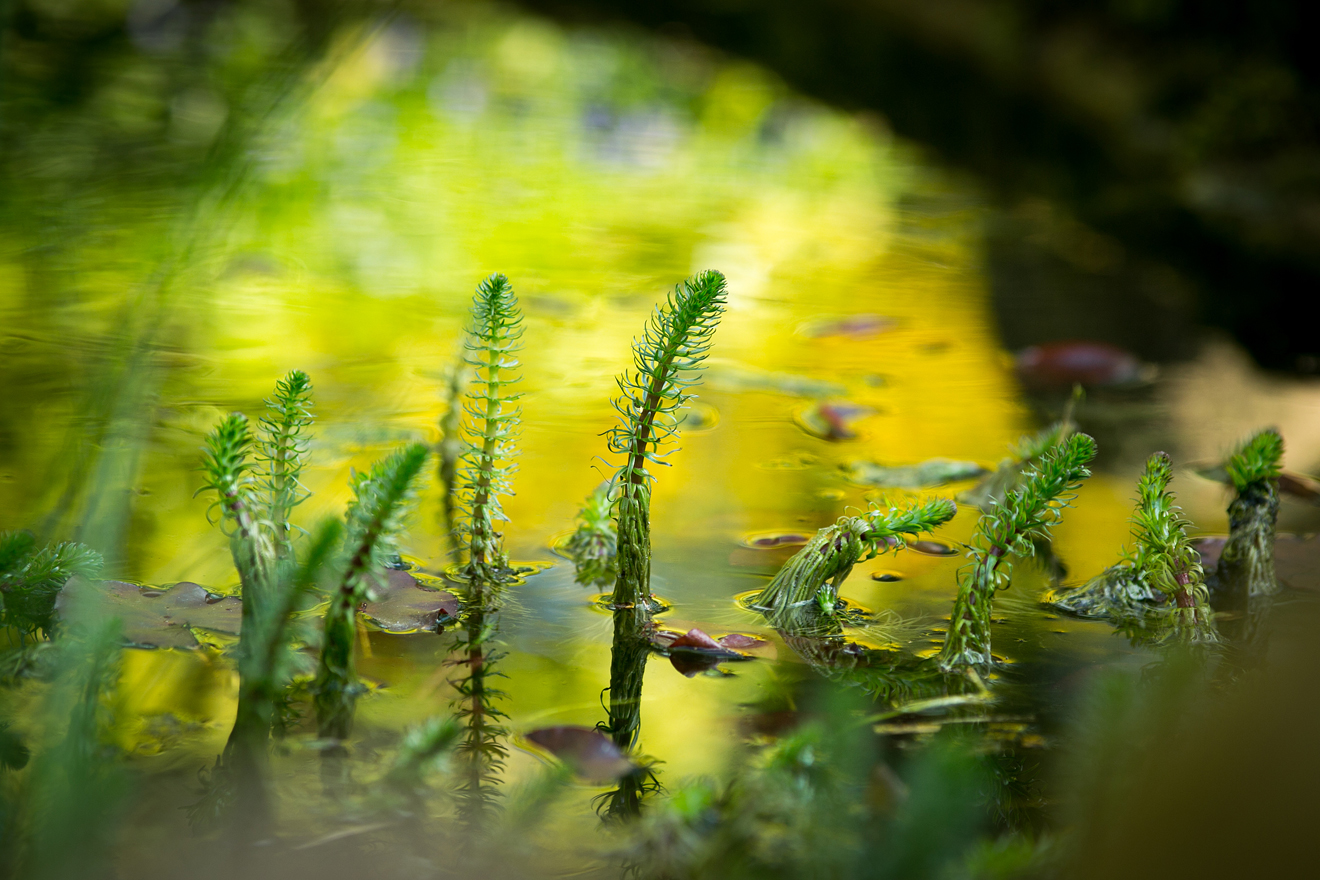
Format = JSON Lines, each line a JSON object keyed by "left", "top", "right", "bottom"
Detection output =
{"left": 4, "top": 5, "right": 1320, "bottom": 873}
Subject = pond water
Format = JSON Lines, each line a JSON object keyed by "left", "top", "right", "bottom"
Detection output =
{"left": 4, "top": 6, "right": 1320, "bottom": 876}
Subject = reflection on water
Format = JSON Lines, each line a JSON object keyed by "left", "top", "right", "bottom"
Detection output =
{"left": 4, "top": 2, "right": 1320, "bottom": 874}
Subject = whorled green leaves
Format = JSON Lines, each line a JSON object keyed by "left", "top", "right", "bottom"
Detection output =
{"left": 939, "top": 433, "right": 1097, "bottom": 669}
{"left": 456, "top": 273, "right": 523, "bottom": 585}
{"left": 752, "top": 498, "right": 958, "bottom": 632}
{"left": 607, "top": 270, "right": 727, "bottom": 608}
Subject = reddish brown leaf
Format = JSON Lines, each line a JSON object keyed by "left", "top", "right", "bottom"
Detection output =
{"left": 524, "top": 726, "right": 634, "bottom": 782}
{"left": 668, "top": 628, "right": 724, "bottom": 651}
{"left": 718, "top": 633, "right": 768, "bottom": 650}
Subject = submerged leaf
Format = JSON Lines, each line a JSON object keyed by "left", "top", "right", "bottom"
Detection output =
{"left": 1015, "top": 340, "right": 1149, "bottom": 389}
{"left": 360, "top": 568, "right": 459, "bottom": 633}
{"left": 796, "top": 400, "right": 873, "bottom": 441}
{"left": 524, "top": 726, "right": 635, "bottom": 782}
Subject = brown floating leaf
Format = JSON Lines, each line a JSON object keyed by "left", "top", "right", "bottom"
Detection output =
{"left": 745, "top": 533, "right": 811, "bottom": 549}
{"left": 718, "top": 633, "right": 768, "bottom": 650}
{"left": 1015, "top": 340, "right": 1148, "bottom": 390}
{"left": 796, "top": 400, "right": 873, "bottom": 441}
{"left": 669, "top": 628, "right": 725, "bottom": 651}
{"left": 361, "top": 568, "right": 459, "bottom": 633}
{"left": 910, "top": 540, "right": 960, "bottom": 557}
{"left": 57, "top": 580, "right": 242, "bottom": 649}
{"left": 524, "top": 726, "right": 634, "bottom": 782}
{"left": 801, "top": 314, "right": 895, "bottom": 339}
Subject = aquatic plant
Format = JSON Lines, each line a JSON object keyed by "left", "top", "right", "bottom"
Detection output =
{"left": 563, "top": 481, "right": 618, "bottom": 587}
{"left": 450, "top": 584, "right": 510, "bottom": 833}
{"left": 314, "top": 443, "right": 429, "bottom": 744}
{"left": 257, "top": 369, "right": 314, "bottom": 558}
{"left": 939, "top": 433, "right": 1097, "bottom": 670}
{"left": 1212, "top": 429, "right": 1283, "bottom": 601}
{"left": 1049, "top": 453, "right": 1208, "bottom": 619}
{"left": 596, "top": 602, "right": 662, "bottom": 822}
{"left": 0, "top": 532, "right": 102, "bottom": 641}
{"left": 437, "top": 357, "right": 468, "bottom": 558}
{"left": 607, "top": 270, "right": 727, "bottom": 609}
{"left": 751, "top": 498, "right": 958, "bottom": 629}
{"left": 456, "top": 273, "right": 524, "bottom": 584}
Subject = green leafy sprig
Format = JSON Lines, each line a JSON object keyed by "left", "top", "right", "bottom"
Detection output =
{"left": 200, "top": 413, "right": 273, "bottom": 600}
{"left": 607, "top": 270, "right": 727, "bottom": 608}
{"left": 0, "top": 532, "right": 103, "bottom": 639}
{"left": 314, "top": 442, "right": 429, "bottom": 742}
{"left": 457, "top": 273, "right": 523, "bottom": 584}
{"left": 1216, "top": 428, "right": 1283, "bottom": 600}
{"left": 753, "top": 498, "right": 958, "bottom": 628}
{"left": 257, "top": 369, "right": 314, "bottom": 557}
{"left": 563, "top": 481, "right": 618, "bottom": 587}
{"left": 940, "top": 433, "right": 1097, "bottom": 669}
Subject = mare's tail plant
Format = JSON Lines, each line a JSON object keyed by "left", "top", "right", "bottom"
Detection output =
{"left": 752, "top": 498, "right": 958, "bottom": 631}
{"left": 1049, "top": 453, "right": 1216, "bottom": 644}
{"left": 1211, "top": 429, "right": 1283, "bottom": 602}
{"left": 457, "top": 274, "right": 523, "bottom": 584}
{"left": 0, "top": 532, "right": 102, "bottom": 642}
{"left": 450, "top": 584, "right": 509, "bottom": 835}
{"left": 939, "top": 433, "right": 1097, "bottom": 669}
{"left": 257, "top": 370, "right": 314, "bottom": 558}
{"left": 437, "top": 356, "right": 468, "bottom": 560}
{"left": 607, "top": 270, "right": 727, "bottom": 610}
{"left": 314, "top": 443, "right": 429, "bottom": 744}
{"left": 563, "top": 481, "right": 618, "bottom": 587}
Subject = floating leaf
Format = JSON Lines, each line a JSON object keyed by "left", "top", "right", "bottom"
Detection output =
{"left": 796, "top": 400, "right": 873, "bottom": 441}
{"left": 524, "top": 726, "right": 635, "bottom": 782}
{"left": 845, "top": 458, "right": 987, "bottom": 489}
{"left": 799, "top": 314, "right": 895, "bottom": 339}
{"left": 717, "top": 633, "right": 768, "bottom": 650}
{"left": 361, "top": 568, "right": 459, "bottom": 634}
{"left": 57, "top": 580, "right": 242, "bottom": 649}
{"left": 1015, "top": 340, "right": 1149, "bottom": 390}
{"left": 910, "top": 540, "right": 960, "bottom": 557}
{"left": 705, "top": 363, "right": 846, "bottom": 398}
{"left": 742, "top": 533, "right": 812, "bottom": 549}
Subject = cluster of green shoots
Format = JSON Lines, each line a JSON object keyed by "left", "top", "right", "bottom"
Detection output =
{"left": 606, "top": 270, "right": 726, "bottom": 610}
{"left": 199, "top": 371, "right": 430, "bottom": 808}
{"left": 1214, "top": 429, "right": 1283, "bottom": 600}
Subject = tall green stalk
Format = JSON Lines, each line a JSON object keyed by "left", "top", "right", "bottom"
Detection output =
{"left": 752, "top": 498, "right": 958, "bottom": 630}
{"left": 314, "top": 443, "right": 429, "bottom": 743}
{"left": 607, "top": 270, "right": 727, "bottom": 609}
{"left": 939, "top": 433, "right": 1096, "bottom": 669}
{"left": 1214, "top": 429, "right": 1283, "bottom": 601}
{"left": 597, "top": 602, "right": 658, "bottom": 822}
{"left": 457, "top": 274, "right": 523, "bottom": 584}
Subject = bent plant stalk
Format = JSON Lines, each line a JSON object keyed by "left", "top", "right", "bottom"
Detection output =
{"left": 314, "top": 443, "right": 429, "bottom": 744}
{"left": 1213, "top": 429, "right": 1283, "bottom": 602}
{"left": 457, "top": 274, "right": 523, "bottom": 584}
{"left": 608, "top": 270, "right": 727, "bottom": 610}
{"left": 752, "top": 498, "right": 958, "bottom": 632}
{"left": 939, "top": 433, "right": 1097, "bottom": 670}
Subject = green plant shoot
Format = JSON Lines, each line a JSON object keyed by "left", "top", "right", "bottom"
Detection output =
{"left": 607, "top": 270, "right": 727, "bottom": 609}
{"left": 563, "top": 481, "right": 618, "bottom": 587}
{"left": 314, "top": 443, "right": 429, "bottom": 743}
{"left": 752, "top": 498, "right": 958, "bottom": 629}
{"left": 939, "top": 433, "right": 1097, "bottom": 669}
{"left": 258, "top": 369, "right": 314, "bottom": 557}
{"left": 0, "top": 532, "right": 102, "bottom": 641}
{"left": 457, "top": 274, "right": 523, "bottom": 584}
{"left": 1215, "top": 428, "right": 1283, "bottom": 600}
